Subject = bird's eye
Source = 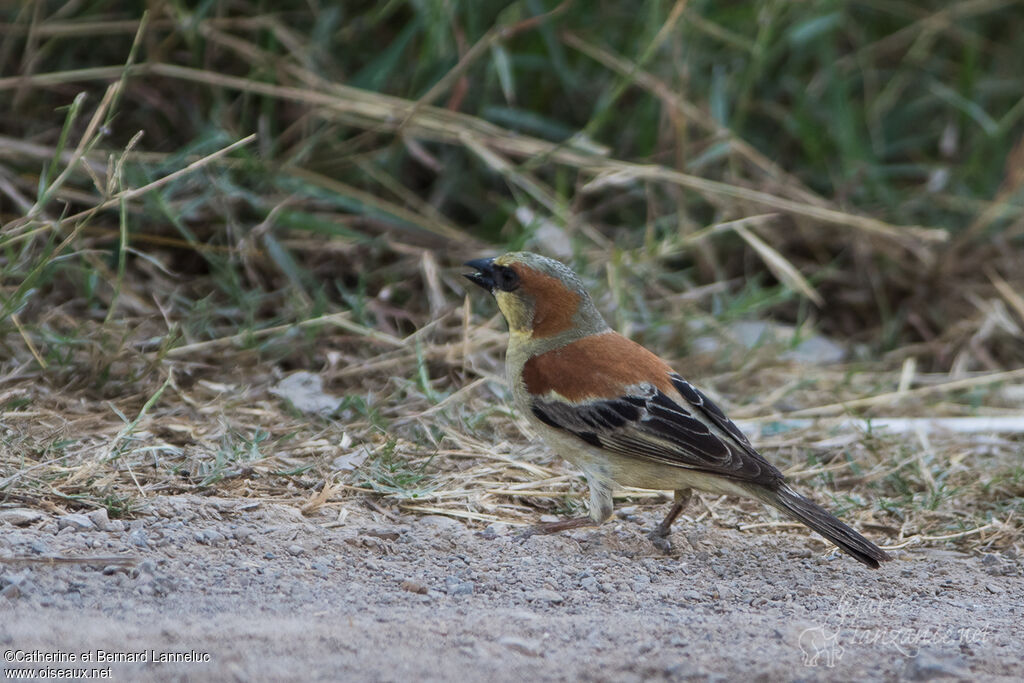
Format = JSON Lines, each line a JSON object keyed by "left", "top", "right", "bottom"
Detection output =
{"left": 493, "top": 266, "right": 520, "bottom": 292}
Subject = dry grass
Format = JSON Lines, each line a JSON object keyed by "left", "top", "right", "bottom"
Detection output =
{"left": 2, "top": 275, "right": 1022, "bottom": 556}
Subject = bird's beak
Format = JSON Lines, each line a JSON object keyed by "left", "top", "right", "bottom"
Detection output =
{"left": 463, "top": 257, "right": 496, "bottom": 292}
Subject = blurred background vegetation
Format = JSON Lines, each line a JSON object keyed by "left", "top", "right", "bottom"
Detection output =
{"left": 1, "top": 1, "right": 1022, "bottom": 544}
{"left": 3, "top": 0, "right": 1023, "bottom": 366}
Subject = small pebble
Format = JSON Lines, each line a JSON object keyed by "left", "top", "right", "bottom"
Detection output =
{"left": 87, "top": 508, "right": 111, "bottom": 531}
{"left": 195, "top": 529, "right": 226, "bottom": 545}
{"left": 0, "top": 509, "right": 44, "bottom": 526}
{"left": 287, "top": 544, "right": 306, "bottom": 556}
{"left": 135, "top": 559, "right": 157, "bottom": 576}
{"left": 445, "top": 577, "right": 474, "bottom": 596}
{"left": 129, "top": 529, "right": 149, "bottom": 548}
{"left": 528, "top": 589, "right": 563, "bottom": 604}
{"left": 139, "top": 577, "right": 175, "bottom": 597}
{"left": 1, "top": 584, "right": 23, "bottom": 600}
{"left": 632, "top": 578, "right": 651, "bottom": 593}
{"left": 57, "top": 514, "right": 95, "bottom": 532}
{"left": 0, "top": 572, "right": 27, "bottom": 588}
{"left": 400, "top": 580, "right": 428, "bottom": 595}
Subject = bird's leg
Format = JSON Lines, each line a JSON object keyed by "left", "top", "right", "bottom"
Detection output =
{"left": 655, "top": 488, "right": 693, "bottom": 536}
{"left": 648, "top": 488, "right": 693, "bottom": 553}
{"left": 518, "top": 477, "right": 613, "bottom": 541}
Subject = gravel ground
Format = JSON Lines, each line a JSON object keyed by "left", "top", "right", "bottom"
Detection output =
{"left": 1, "top": 495, "right": 1021, "bottom": 682}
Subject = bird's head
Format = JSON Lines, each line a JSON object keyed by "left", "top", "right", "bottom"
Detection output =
{"left": 464, "top": 252, "right": 608, "bottom": 340}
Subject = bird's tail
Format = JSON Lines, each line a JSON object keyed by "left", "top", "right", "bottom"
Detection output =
{"left": 753, "top": 484, "right": 892, "bottom": 569}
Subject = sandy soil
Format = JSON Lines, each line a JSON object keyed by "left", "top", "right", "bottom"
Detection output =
{"left": 1, "top": 495, "right": 1021, "bottom": 682}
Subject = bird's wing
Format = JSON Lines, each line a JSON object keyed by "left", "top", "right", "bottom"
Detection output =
{"left": 666, "top": 373, "right": 755, "bottom": 450}
{"left": 530, "top": 375, "right": 783, "bottom": 486}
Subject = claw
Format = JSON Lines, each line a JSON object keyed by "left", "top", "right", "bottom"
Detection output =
{"left": 647, "top": 527, "right": 675, "bottom": 555}
{"left": 650, "top": 535, "right": 673, "bottom": 554}
{"left": 514, "top": 527, "right": 539, "bottom": 543}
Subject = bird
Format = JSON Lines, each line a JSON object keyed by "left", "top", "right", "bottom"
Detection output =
{"left": 464, "top": 251, "right": 892, "bottom": 569}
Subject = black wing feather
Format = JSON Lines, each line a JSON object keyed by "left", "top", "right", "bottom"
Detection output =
{"left": 531, "top": 379, "right": 782, "bottom": 486}
{"left": 670, "top": 373, "right": 754, "bottom": 449}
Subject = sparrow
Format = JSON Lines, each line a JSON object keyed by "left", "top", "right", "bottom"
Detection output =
{"left": 465, "top": 252, "right": 892, "bottom": 568}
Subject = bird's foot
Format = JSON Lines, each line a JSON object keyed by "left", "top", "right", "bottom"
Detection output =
{"left": 514, "top": 527, "right": 540, "bottom": 543}
{"left": 647, "top": 527, "right": 675, "bottom": 555}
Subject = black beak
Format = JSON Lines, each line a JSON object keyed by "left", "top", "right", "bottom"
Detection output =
{"left": 463, "top": 257, "right": 496, "bottom": 292}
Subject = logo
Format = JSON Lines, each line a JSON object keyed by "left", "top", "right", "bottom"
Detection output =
{"left": 798, "top": 625, "right": 844, "bottom": 667}
{"left": 796, "top": 592, "right": 990, "bottom": 667}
